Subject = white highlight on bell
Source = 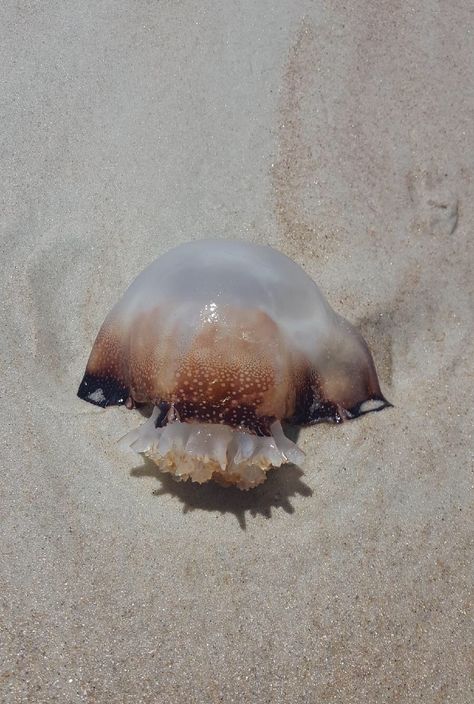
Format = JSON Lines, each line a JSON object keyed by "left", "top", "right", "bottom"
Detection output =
{"left": 357, "top": 398, "right": 388, "bottom": 415}
{"left": 88, "top": 388, "right": 106, "bottom": 404}
{"left": 119, "top": 407, "right": 305, "bottom": 490}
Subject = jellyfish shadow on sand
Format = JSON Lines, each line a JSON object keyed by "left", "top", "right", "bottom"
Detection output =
{"left": 129, "top": 425, "right": 312, "bottom": 529}
{"left": 131, "top": 460, "right": 312, "bottom": 529}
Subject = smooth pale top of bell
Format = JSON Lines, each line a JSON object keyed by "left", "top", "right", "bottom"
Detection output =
{"left": 105, "top": 239, "right": 331, "bottom": 361}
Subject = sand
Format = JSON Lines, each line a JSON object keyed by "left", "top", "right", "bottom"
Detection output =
{"left": 1, "top": 1, "right": 473, "bottom": 702}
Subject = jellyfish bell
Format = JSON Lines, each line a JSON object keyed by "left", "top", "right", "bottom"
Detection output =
{"left": 77, "top": 239, "right": 390, "bottom": 489}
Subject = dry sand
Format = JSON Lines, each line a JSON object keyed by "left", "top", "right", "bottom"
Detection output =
{"left": 1, "top": 1, "right": 473, "bottom": 702}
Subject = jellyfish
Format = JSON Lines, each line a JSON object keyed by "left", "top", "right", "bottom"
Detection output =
{"left": 78, "top": 240, "right": 390, "bottom": 489}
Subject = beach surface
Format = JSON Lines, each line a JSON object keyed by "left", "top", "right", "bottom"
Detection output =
{"left": 1, "top": 1, "right": 473, "bottom": 702}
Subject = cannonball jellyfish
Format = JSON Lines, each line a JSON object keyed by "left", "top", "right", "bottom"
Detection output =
{"left": 77, "top": 240, "right": 390, "bottom": 489}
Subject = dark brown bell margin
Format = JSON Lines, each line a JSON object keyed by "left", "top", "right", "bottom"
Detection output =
{"left": 171, "top": 399, "right": 275, "bottom": 436}
{"left": 289, "top": 375, "right": 392, "bottom": 426}
{"left": 77, "top": 373, "right": 130, "bottom": 408}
